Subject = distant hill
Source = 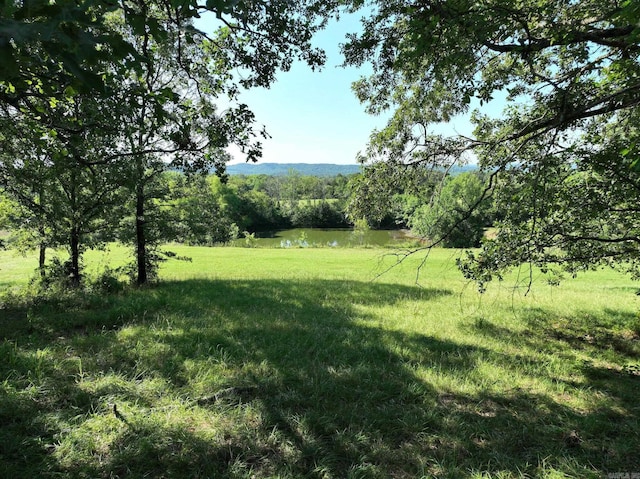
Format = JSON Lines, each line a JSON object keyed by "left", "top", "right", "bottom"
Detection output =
{"left": 226, "top": 163, "right": 362, "bottom": 177}
{"left": 225, "top": 162, "right": 478, "bottom": 177}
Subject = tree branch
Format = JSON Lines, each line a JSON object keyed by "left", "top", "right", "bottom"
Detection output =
{"left": 483, "top": 25, "right": 637, "bottom": 54}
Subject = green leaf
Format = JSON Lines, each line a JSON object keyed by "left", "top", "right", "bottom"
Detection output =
{"left": 64, "top": 85, "right": 77, "bottom": 98}
{"left": 126, "top": 12, "right": 146, "bottom": 36}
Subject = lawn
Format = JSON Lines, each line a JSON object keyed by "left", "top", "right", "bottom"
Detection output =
{"left": 0, "top": 246, "right": 638, "bottom": 478}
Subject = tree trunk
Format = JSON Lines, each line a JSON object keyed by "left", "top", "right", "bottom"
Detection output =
{"left": 69, "top": 227, "right": 81, "bottom": 287}
{"left": 135, "top": 186, "right": 147, "bottom": 285}
{"left": 38, "top": 242, "right": 46, "bottom": 278}
{"left": 37, "top": 189, "right": 46, "bottom": 277}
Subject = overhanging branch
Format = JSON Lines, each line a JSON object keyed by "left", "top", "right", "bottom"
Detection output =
{"left": 483, "top": 25, "right": 637, "bottom": 54}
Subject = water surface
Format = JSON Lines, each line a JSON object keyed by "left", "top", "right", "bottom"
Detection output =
{"left": 235, "top": 228, "right": 417, "bottom": 248}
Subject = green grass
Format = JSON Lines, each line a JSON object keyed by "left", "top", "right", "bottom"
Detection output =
{"left": 0, "top": 245, "right": 639, "bottom": 478}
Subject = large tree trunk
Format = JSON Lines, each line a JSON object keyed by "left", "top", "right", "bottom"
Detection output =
{"left": 135, "top": 185, "right": 147, "bottom": 286}
{"left": 69, "top": 227, "right": 81, "bottom": 287}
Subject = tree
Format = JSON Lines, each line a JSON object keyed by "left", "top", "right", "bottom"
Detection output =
{"left": 0, "top": 189, "right": 50, "bottom": 274}
{"left": 168, "top": 174, "right": 237, "bottom": 246}
{"left": 0, "top": 89, "right": 127, "bottom": 286}
{"left": 109, "top": 16, "right": 249, "bottom": 285}
{"left": 342, "top": 0, "right": 640, "bottom": 287}
{"left": 1, "top": 1, "right": 333, "bottom": 99}
{"left": 409, "top": 172, "right": 489, "bottom": 248}
{"left": 347, "top": 161, "right": 444, "bottom": 228}
{"left": 0, "top": 114, "right": 55, "bottom": 275}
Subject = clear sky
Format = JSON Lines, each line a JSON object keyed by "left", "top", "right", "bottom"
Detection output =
{"left": 226, "top": 14, "right": 385, "bottom": 165}
{"left": 199, "top": 13, "right": 481, "bottom": 165}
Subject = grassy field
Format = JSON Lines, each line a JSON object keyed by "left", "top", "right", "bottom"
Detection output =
{"left": 0, "top": 245, "right": 639, "bottom": 478}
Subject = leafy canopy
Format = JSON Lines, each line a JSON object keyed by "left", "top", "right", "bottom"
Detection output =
{"left": 343, "top": 0, "right": 640, "bottom": 287}
{"left": 410, "top": 172, "right": 489, "bottom": 249}
{"left": 0, "top": 0, "right": 333, "bottom": 99}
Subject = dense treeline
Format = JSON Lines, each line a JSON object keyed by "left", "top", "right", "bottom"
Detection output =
{"left": 0, "top": 166, "right": 491, "bottom": 266}
{"left": 0, "top": 171, "right": 355, "bottom": 253}
{"left": 0, "top": 166, "right": 495, "bottom": 271}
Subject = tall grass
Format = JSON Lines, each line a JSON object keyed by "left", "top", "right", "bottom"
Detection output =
{"left": 0, "top": 245, "right": 638, "bottom": 478}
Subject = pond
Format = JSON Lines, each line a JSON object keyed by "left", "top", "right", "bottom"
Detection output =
{"left": 232, "top": 228, "right": 419, "bottom": 248}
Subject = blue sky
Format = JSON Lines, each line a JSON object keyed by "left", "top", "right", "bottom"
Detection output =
{"left": 199, "top": 13, "right": 481, "bottom": 165}
{"left": 227, "top": 14, "right": 385, "bottom": 165}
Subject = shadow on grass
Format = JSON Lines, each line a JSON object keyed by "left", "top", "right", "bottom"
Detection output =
{"left": 469, "top": 307, "right": 640, "bottom": 473}
{"left": 0, "top": 279, "right": 639, "bottom": 477}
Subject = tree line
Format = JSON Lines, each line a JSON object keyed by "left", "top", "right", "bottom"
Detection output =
{"left": 0, "top": 170, "right": 344, "bottom": 284}
{"left": 0, "top": 161, "right": 500, "bottom": 287}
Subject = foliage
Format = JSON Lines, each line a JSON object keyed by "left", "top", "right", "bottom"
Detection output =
{"left": 0, "top": 0, "right": 340, "bottom": 285}
{"left": 227, "top": 173, "right": 354, "bottom": 230}
{"left": 410, "top": 172, "right": 490, "bottom": 248}
{"left": 168, "top": 175, "right": 239, "bottom": 245}
{"left": 106, "top": 9, "right": 272, "bottom": 285}
{"left": 289, "top": 200, "right": 348, "bottom": 228}
{"left": 0, "top": 88, "right": 129, "bottom": 284}
{"left": 0, "top": 192, "right": 48, "bottom": 256}
{"left": 221, "top": 183, "right": 288, "bottom": 232}
{"left": 121, "top": 171, "right": 353, "bottom": 249}
{"left": 241, "top": 231, "right": 257, "bottom": 248}
{"left": 343, "top": 0, "right": 640, "bottom": 284}
{"left": 347, "top": 161, "right": 445, "bottom": 228}
{"left": 0, "top": 0, "right": 332, "bottom": 100}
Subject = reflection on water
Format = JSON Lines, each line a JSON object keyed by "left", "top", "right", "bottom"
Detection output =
{"left": 232, "top": 228, "right": 418, "bottom": 248}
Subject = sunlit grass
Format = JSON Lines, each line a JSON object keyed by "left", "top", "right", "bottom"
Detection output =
{"left": 0, "top": 245, "right": 638, "bottom": 477}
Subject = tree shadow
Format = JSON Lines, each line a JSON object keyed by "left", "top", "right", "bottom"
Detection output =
{"left": 468, "top": 305, "right": 640, "bottom": 472}
{"left": 1, "top": 279, "right": 639, "bottom": 477}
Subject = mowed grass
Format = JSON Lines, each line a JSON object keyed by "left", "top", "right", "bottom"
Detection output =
{"left": 0, "top": 245, "right": 639, "bottom": 478}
